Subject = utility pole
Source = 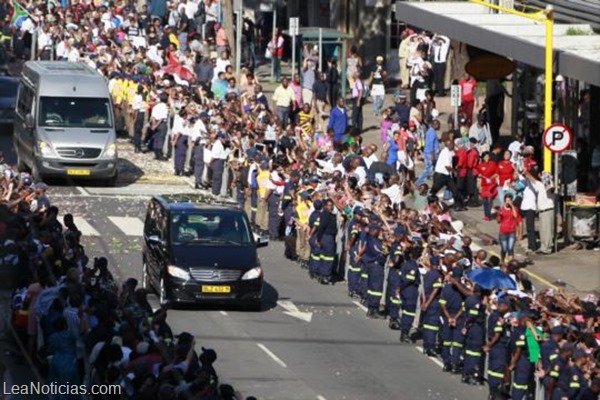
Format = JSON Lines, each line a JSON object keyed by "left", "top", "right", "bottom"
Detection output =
{"left": 234, "top": 0, "right": 243, "bottom": 76}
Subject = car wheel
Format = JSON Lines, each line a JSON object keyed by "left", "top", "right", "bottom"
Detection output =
{"left": 159, "top": 276, "right": 169, "bottom": 308}
{"left": 142, "top": 262, "right": 150, "bottom": 291}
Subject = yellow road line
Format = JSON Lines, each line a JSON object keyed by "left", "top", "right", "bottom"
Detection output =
{"left": 487, "top": 250, "right": 559, "bottom": 290}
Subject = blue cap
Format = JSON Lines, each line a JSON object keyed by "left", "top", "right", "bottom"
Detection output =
{"left": 394, "top": 225, "right": 407, "bottom": 236}
{"left": 498, "top": 298, "right": 511, "bottom": 307}
{"left": 199, "top": 112, "right": 209, "bottom": 119}
{"left": 300, "top": 191, "right": 311, "bottom": 199}
{"left": 314, "top": 200, "right": 323, "bottom": 210}
{"left": 550, "top": 326, "right": 566, "bottom": 335}
{"left": 309, "top": 175, "right": 320, "bottom": 184}
{"left": 217, "top": 132, "right": 227, "bottom": 139}
{"left": 353, "top": 206, "right": 364, "bottom": 216}
{"left": 452, "top": 267, "right": 463, "bottom": 278}
{"left": 369, "top": 213, "right": 381, "bottom": 222}
{"left": 260, "top": 162, "right": 270, "bottom": 170}
{"left": 572, "top": 350, "right": 588, "bottom": 361}
{"left": 430, "top": 255, "right": 440, "bottom": 265}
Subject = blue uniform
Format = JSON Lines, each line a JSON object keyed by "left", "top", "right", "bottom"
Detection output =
{"left": 346, "top": 219, "right": 362, "bottom": 295}
{"left": 463, "top": 294, "right": 486, "bottom": 380}
{"left": 267, "top": 191, "right": 282, "bottom": 239}
{"left": 385, "top": 243, "right": 403, "bottom": 322}
{"left": 540, "top": 338, "right": 560, "bottom": 372}
{"left": 399, "top": 259, "right": 420, "bottom": 335}
{"left": 486, "top": 310, "right": 510, "bottom": 392}
{"left": 363, "top": 235, "right": 387, "bottom": 311}
{"left": 358, "top": 229, "right": 369, "bottom": 300}
{"left": 174, "top": 134, "right": 188, "bottom": 174}
{"left": 510, "top": 325, "right": 532, "bottom": 400}
{"left": 421, "top": 268, "right": 443, "bottom": 352}
{"left": 281, "top": 181, "right": 296, "bottom": 210}
{"left": 439, "top": 282, "right": 465, "bottom": 369}
{"left": 248, "top": 167, "right": 259, "bottom": 225}
{"left": 308, "top": 211, "right": 321, "bottom": 276}
{"left": 552, "top": 364, "right": 587, "bottom": 400}
{"left": 545, "top": 355, "right": 568, "bottom": 399}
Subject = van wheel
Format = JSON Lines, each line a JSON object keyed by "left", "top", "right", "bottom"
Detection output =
{"left": 142, "top": 262, "right": 151, "bottom": 291}
{"left": 31, "top": 162, "right": 42, "bottom": 181}
{"left": 159, "top": 276, "right": 169, "bottom": 308}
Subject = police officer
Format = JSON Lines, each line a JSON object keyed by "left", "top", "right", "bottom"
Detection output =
{"left": 345, "top": 207, "right": 364, "bottom": 298}
{"left": 540, "top": 326, "right": 564, "bottom": 373}
{"left": 462, "top": 285, "right": 486, "bottom": 385}
{"left": 560, "top": 350, "right": 588, "bottom": 400}
{"left": 421, "top": 254, "right": 443, "bottom": 356}
{"left": 282, "top": 171, "right": 301, "bottom": 212}
{"left": 363, "top": 223, "right": 387, "bottom": 319}
{"left": 440, "top": 267, "right": 466, "bottom": 373}
{"left": 150, "top": 92, "right": 169, "bottom": 160}
{"left": 544, "top": 342, "right": 575, "bottom": 400}
{"left": 171, "top": 109, "right": 190, "bottom": 176}
{"left": 483, "top": 297, "right": 511, "bottom": 397}
{"left": 246, "top": 155, "right": 260, "bottom": 228}
{"left": 576, "top": 376, "right": 600, "bottom": 400}
{"left": 283, "top": 196, "right": 298, "bottom": 261}
{"left": 508, "top": 312, "right": 533, "bottom": 400}
{"left": 356, "top": 221, "right": 369, "bottom": 304}
{"left": 307, "top": 200, "right": 323, "bottom": 280}
{"left": 315, "top": 199, "right": 338, "bottom": 285}
{"left": 267, "top": 167, "right": 284, "bottom": 240}
{"left": 210, "top": 132, "right": 229, "bottom": 196}
{"left": 385, "top": 226, "right": 406, "bottom": 330}
{"left": 399, "top": 246, "right": 421, "bottom": 343}
{"left": 193, "top": 112, "right": 210, "bottom": 189}
{"left": 131, "top": 85, "right": 147, "bottom": 153}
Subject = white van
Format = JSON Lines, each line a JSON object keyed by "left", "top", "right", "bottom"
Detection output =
{"left": 13, "top": 61, "right": 118, "bottom": 185}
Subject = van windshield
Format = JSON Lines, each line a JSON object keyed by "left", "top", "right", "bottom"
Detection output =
{"left": 39, "top": 97, "right": 113, "bottom": 128}
{"left": 171, "top": 212, "right": 252, "bottom": 245}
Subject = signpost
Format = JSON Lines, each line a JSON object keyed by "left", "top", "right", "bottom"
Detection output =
{"left": 543, "top": 123, "right": 573, "bottom": 253}
{"left": 450, "top": 81, "right": 461, "bottom": 130}
{"left": 289, "top": 17, "right": 299, "bottom": 77}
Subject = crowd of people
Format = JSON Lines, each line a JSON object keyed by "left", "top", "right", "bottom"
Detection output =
{"left": 1, "top": 152, "right": 258, "bottom": 400}
{"left": 1, "top": 1, "right": 599, "bottom": 399}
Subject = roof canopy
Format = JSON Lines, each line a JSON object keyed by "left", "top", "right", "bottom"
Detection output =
{"left": 395, "top": 1, "right": 600, "bottom": 86}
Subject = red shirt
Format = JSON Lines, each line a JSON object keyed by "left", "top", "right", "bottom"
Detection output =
{"left": 466, "top": 148, "right": 479, "bottom": 170}
{"left": 477, "top": 160, "right": 497, "bottom": 198}
{"left": 460, "top": 78, "right": 477, "bottom": 103}
{"left": 497, "top": 160, "right": 515, "bottom": 186}
{"left": 498, "top": 205, "right": 517, "bottom": 234}
{"left": 523, "top": 157, "right": 537, "bottom": 173}
{"left": 456, "top": 148, "right": 468, "bottom": 177}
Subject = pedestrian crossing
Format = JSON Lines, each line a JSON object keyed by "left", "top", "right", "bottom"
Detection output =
{"left": 73, "top": 215, "right": 145, "bottom": 237}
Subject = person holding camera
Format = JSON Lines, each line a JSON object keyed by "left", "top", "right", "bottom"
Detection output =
{"left": 496, "top": 192, "right": 518, "bottom": 262}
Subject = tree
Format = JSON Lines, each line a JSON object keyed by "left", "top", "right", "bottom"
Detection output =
{"left": 221, "top": 0, "right": 236, "bottom": 67}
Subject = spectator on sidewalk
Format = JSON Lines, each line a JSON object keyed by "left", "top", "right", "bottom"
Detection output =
{"left": 496, "top": 192, "right": 518, "bottom": 261}
{"left": 468, "top": 114, "right": 492, "bottom": 153}
{"left": 477, "top": 151, "right": 498, "bottom": 221}
{"left": 416, "top": 119, "right": 440, "bottom": 185}
{"left": 328, "top": 96, "right": 349, "bottom": 147}
{"left": 459, "top": 73, "right": 478, "bottom": 124}
{"left": 272, "top": 77, "right": 295, "bottom": 128}
{"left": 525, "top": 168, "right": 554, "bottom": 255}
{"left": 346, "top": 45, "right": 362, "bottom": 90}
{"left": 269, "top": 28, "right": 284, "bottom": 81}
{"left": 370, "top": 55, "right": 387, "bottom": 117}
{"left": 351, "top": 71, "right": 365, "bottom": 132}
{"left": 430, "top": 139, "right": 466, "bottom": 211}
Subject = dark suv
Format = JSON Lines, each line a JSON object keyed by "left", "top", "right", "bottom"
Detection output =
{"left": 142, "top": 194, "right": 268, "bottom": 309}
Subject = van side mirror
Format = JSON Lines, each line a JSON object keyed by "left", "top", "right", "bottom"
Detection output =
{"left": 25, "top": 114, "right": 34, "bottom": 129}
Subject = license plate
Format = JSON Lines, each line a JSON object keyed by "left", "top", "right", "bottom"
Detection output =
{"left": 202, "top": 285, "right": 231, "bottom": 293}
{"left": 67, "top": 169, "right": 91, "bottom": 176}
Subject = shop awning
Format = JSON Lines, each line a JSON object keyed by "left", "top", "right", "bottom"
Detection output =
{"left": 395, "top": 1, "right": 600, "bottom": 86}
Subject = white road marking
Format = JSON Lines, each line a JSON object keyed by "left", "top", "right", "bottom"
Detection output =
{"left": 415, "top": 346, "right": 444, "bottom": 368}
{"left": 108, "top": 216, "right": 145, "bottom": 236}
{"left": 277, "top": 300, "right": 313, "bottom": 322}
{"left": 75, "top": 186, "right": 90, "bottom": 196}
{"left": 73, "top": 217, "right": 100, "bottom": 236}
{"left": 219, "top": 311, "right": 228, "bottom": 316}
{"left": 352, "top": 300, "right": 368, "bottom": 313}
{"left": 316, "top": 396, "right": 327, "bottom": 400}
{"left": 256, "top": 343, "right": 287, "bottom": 368}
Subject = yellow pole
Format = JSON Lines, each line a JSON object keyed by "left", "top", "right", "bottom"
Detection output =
{"left": 543, "top": 13, "right": 554, "bottom": 172}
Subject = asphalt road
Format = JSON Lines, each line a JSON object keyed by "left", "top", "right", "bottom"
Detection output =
{"left": 1, "top": 126, "right": 488, "bottom": 399}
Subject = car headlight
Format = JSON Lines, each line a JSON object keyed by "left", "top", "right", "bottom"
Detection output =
{"left": 37, "top": 141, "right": 55, "bottom": 157}
{"left": 242, "top": 267, "right": 262, "bottom": 280}
{"left": 167, "top": 265, "right": 190, "bottom": 280}
{"left": 103, "top": 143, "right": 117, "bottom": 158}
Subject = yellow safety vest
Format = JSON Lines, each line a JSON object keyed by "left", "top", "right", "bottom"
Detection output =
{"left": 257, "top": 170, "right": 271, "bottom": 198}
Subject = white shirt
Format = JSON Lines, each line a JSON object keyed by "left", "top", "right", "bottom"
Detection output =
{"left": 354, "top": 166, "right": 367, "bottom": 186}
{"left": 55, "top": 41, "right": 68, "bottom": 59}
{"left": 132, "top": 94, "right": 145, "bottom": 112}
{"left": 171, "top": 115, "right": 187, "bottom": 135}
{"left": 37, "top": 32, "right": 51, "bottom": 50}
{"left": 190, "top": 119, "right": 208, "bottom": 143}
{"left": 530, "top": 179, "right": 554, "bottom": 211}
{"left": 211, "top": 139, "right": 229, "bottom": 160}
{"left": 431, "top": 36, "right": 450, "bottom": 63}
{"left": 434, "top": 147, "right": 454, "bottom": 175}
{"left": 215, "top": 58, "right": 231, "bottom": 75}
{"left": 508, "top": 140, "right": 522, "bottom": 163}
{"left": 20, "top": 18, "right": 35, "bottom": 34}
{"left": 363, "top": 154, "right": 379, "bottom": 170}
{"left": 382, "top": 184, "right": 403, "bottom": 206}
{"left": 521, "top": 182, "right": 537, "bottom": 211}
{"left": 67, "top": 48, "right": 80, "bottom": 62}
{"left": 185, "top": 0, "right": 198, "bottom": 19}
{"left": 151, "top": 102, "right": 169, "bottom": 121}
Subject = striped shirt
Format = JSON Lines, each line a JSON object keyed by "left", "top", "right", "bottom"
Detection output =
{"left": 297, "top": 111, "right": 314, "bottom": 138}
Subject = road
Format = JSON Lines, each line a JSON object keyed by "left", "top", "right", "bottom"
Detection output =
{"left": 0, "top": 128, "right": 488, "bottom": 399}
